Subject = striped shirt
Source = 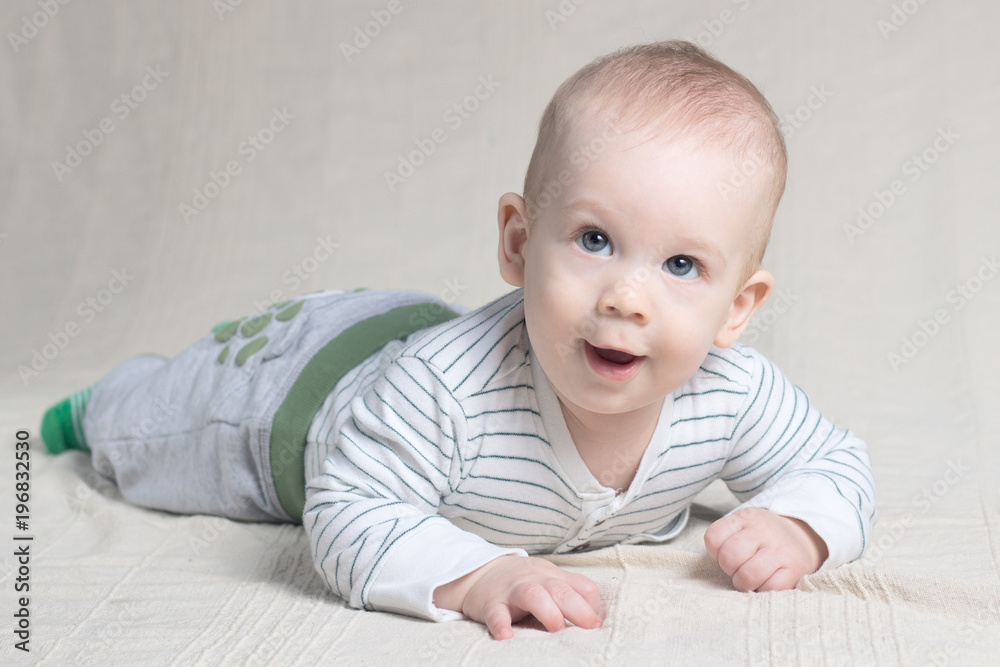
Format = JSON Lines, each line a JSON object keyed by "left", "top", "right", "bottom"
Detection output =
{"left": 303, "top": 288, "right": 876, "bottom": 620}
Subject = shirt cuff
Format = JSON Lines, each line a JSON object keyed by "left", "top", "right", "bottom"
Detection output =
{"left": 365, "top": 519, "right": 528, "bottom": 621}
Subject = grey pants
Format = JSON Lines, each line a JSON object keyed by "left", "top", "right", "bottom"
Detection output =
{"left": 83, "top": 288, "right": 462, "bottom": 522}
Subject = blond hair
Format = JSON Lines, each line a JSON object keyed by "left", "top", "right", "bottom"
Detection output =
{"left": 523, "top": 41, "right": 787, "bottom": 282}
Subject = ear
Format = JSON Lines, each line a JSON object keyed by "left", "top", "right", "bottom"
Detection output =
{"left": 714, "top": 269, "right": 774, "bottom": 348}
{"left": 497, "top": 192, "right": 530, "bottom": 287}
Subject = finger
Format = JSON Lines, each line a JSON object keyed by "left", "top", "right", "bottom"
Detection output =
{"left": 731, "top": 547, "right": 780, "bottom": 592}
{"left": 549, "top": 581, "right": 603, "bottom": 630}
{"left": 731, "top": 563, "right": 766, "bottom": 592}
{"left": 715, "top": 530, "right": 761, "bottom": 578}
{"left": 483, "top": 603, "right": 514, "bottom": 640}
{"left": 511, "top": 583, "right": 567, "bottom": 633}
{"left": 704, "top": 514, "right": 743, "bottom": 560}
{"left": 568, "top": 573, "right": 603, "bottom": 617}
{"left": 756, "top": 566, "right": 801, "bottom": 592}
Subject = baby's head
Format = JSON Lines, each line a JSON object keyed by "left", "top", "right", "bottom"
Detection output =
{"left": 497, "top": 41, "right": 787, "bottom": 418}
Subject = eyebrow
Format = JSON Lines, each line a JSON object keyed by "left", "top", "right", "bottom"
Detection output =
{"left": 561, "top": 198, "right": 727, "bottom": 266}
{"left": 561, "top": 198, "right": 616, "bottom": 224}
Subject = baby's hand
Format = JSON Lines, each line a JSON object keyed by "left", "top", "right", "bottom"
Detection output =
{"left": 433, "top": 555, "right": 602, "bottom": 640}
{"left": 704, "top": 507, "right": 828, "bottom": 592}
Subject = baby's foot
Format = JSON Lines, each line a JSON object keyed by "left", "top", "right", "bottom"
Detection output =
{"left": 40, "top": 385, "right": 94, "bottom": 454}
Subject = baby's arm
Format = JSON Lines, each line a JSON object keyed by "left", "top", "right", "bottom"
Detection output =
{"left": 433, "top": 555, "right": 602, "bottom": 640}
{"left": 710, "top": 346, "right": 876, "bottom": 589}
{"left": 304, "top": 353, "right": 605, "bottom": 639}
{"left": 303, "top": 355, "right": 525, "bottom": 621}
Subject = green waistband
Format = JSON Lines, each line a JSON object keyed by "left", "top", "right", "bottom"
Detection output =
{"left": 269, "top": 301, "right": 461, "bottom": 521}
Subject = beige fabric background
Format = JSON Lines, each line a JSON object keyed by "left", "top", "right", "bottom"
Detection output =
{"left": 1, "top": 1, "right": 998, "bottom": 665}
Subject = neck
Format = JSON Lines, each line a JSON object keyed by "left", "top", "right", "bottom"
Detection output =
{"left": 556, "top": 396, "right": 665, "bottom": 492}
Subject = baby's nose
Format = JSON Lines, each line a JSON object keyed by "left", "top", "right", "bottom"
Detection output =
{"left": 599, "top": 275, "right": 652, "bottom": 323}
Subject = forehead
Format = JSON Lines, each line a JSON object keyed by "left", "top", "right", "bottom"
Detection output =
{"left": 546, "top": 127, "right": 770, "bottom": 268}
{"left": 555, "top": 103, "right": 777, "bottom": 201}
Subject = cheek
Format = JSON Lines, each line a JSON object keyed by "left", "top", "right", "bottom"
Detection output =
{"left": 656, "top": 304, "right": 722, "bottom": 358}
{"left": 524, "top": 276, "right": 587, "bottom": 356}
{"left": 529, "top": 287, "right": 572, "bottom": 342}
{"left": 527, "top": 257, "right": 578, "bottom": 311}
{"left": 659, "top": 319, "right": 702, "bottom": 352}
{"left": 655, "top": 329, "right": 714, "bottom": 386}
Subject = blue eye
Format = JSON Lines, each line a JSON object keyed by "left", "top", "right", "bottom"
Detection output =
{"left": 664, "top": 255, "right": 699, "bottom": 280}
{"left": 577, "top": 229, "right": 611, "bottom": 255}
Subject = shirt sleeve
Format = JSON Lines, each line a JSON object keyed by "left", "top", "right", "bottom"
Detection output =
{"left": 302, "top": 354, "right": 526, "bottom": 621}
{"left": 719, "top": 347, "right": 877, "bottom": 570}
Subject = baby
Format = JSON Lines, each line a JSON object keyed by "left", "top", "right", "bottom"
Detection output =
{"left": 41, "top": 41, "right": 875, "bottom": 641}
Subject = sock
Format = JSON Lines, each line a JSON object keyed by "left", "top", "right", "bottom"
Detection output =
{"left": 40, "top": 385, "right": 94, "bottom": 454}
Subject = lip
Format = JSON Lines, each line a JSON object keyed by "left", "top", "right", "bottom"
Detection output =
{"left": 584, "top": 341, "right": 645, "bottom": 381}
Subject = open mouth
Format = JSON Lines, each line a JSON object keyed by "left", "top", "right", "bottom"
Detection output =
{"left": 592, "top": 346, "right": 637, "bottom": 365}
{"left": 584, "top": 341, "right": 644, "bottom": 381}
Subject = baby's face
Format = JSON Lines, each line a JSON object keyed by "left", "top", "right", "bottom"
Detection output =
{"left": 504, "top": 126, "right": 771, "bottom": 419}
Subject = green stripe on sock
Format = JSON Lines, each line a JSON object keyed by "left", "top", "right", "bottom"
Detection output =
{"left": 71, "top": 387, "right": 91, "bottom": 450}
{"left": 269, "top": 302, "right": 460, "bottom": 521}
